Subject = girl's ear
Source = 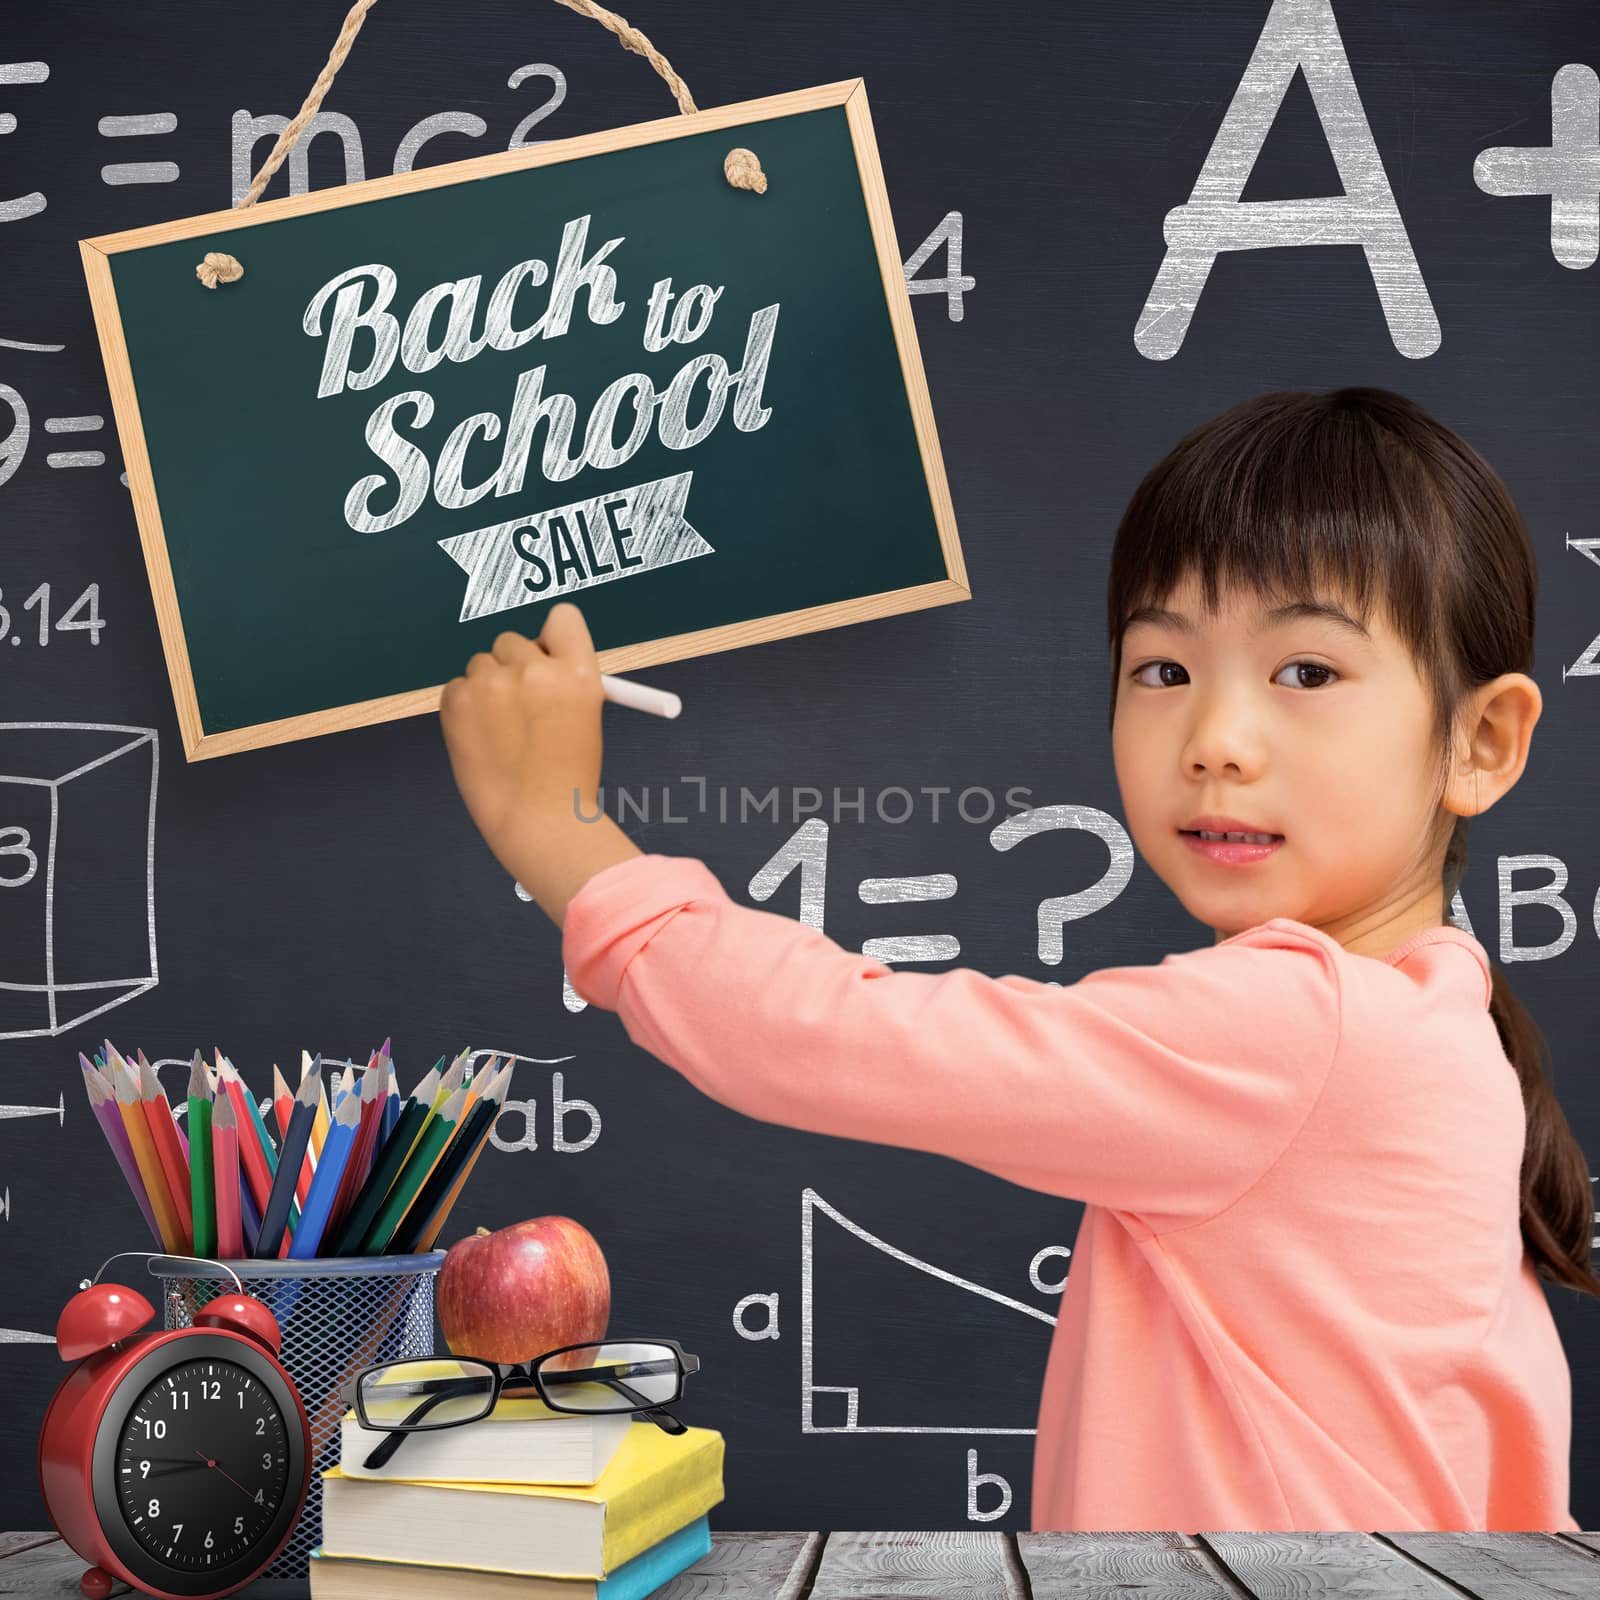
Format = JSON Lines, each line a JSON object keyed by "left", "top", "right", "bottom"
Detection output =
{"left": 1444, "top": 672, "right": 1542, "bottom": 818}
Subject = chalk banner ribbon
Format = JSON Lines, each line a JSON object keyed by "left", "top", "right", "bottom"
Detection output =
{"left": 436, "top": 469, "right": 711, "bottom": 623}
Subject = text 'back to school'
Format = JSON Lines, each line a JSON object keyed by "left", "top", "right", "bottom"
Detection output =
{"left": 301, "top": 212, "right": 781, "bottom": 562}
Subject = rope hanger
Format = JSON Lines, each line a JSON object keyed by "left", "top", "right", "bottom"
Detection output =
{"left": 196, "top": 0, "right": 767, "bottom": 288}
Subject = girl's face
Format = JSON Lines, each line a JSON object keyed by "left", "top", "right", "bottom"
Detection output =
{"left": 1112, "top": 571, "right": 1452, "bottom": 952}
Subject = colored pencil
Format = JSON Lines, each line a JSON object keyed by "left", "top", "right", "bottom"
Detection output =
{"left": 239, "top": 1168, "right": 262, "bottom": 1256}
{"left": 293, "top": 1054, "right": 320, "bottom": 1208}
{"left": 415, "top": 1129, "right": 493, "bottom": 1249}
{"left": 137, "top": 1056, "right": 194, "bottom": 1251}
{"left": 187, "top": 1053, "right": 216, "bottom": 1259}
{"left": 76, "top": 1049, "right": 106, "bottom": 1090}
{"left": 109, "top": 1058, "right": 183, "bottom": 1253}
{"left": 407, "top": 1051, "right": 469, "bottom": 1160}
{"left": 359, "top": 1085, "right": 468, "bottom": 1254}
{"left": 218, "top": 1056, "right": 274, "bottom": 1218}
{"left": 432, "top": 1051, "right": 469, "bottom": 1112}
{"left": 327, "top": 1059, "right": 460, "bottom": 1256}
{"left": 313, "top": 1084, "right": 331, "bottom": 1155}
{"left": 235, "top": 1054, "right": 301, "bottom": 1243}
{"left": 133, "top": 1047, "right": 187, "bottom": 1160}
{"left": 309, "top": 1056, "right": 331, "bottom": 1162}
{"left": 332, "top": 1063, "right": 354, "bottom": 1111}
{"left": 397, "top": 1062, "right": 516, "bottom": 1254}
{"left": 355, "top": 1049, "right": 392, "bottom": 1170}
{"left": 379, "top": 1057, "right": 401, "bottom": 1145}
{"left": 212, "top": 1094, "right": 243, "bottom": 1258}
{"left": 290, "top": 1090, "right": 361, "bottom": 1258}
{"left": 269, "top": 1060, "right": 312, "bottom": 1230}
{"left": 234, "top": 1053, "right": 285, "bottom": 1190}
{"left": 257, "top": 1070, "right": 320, "bottom": 1258}
{"left": 80, "top": 1055, "right": 162, "bottom": 1247}
{"left": 326, "top": 1059, "right": 384, "bottom": 1242}
{"left": 410, "top": 1052, "right": 467, "bottom": 1157}
{"left": 271, "top": 1064, "right": 294, "bottom": 1141}
{"left": 394, "top": 1057, "right": 442, "bottom": 1156}
{"left": 77, "top": 1048, "right": 110, "bottom": 1097}
{"left": 457, "top": 1053, "right": 500, "bottom": 1120}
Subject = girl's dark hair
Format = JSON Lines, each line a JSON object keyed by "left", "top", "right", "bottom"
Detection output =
{"left": 1106, "top": 385, "right": 1597, "bottom": 1298}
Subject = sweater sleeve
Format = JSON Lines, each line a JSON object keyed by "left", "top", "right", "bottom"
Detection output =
{"left": 561, "top": 851, "right": 1344, "bottom": 1229}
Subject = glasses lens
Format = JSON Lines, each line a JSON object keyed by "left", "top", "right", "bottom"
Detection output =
{"left": 358, "top": 1357, "right": 497, "bottom": 1430}
{"left": 535, "top": 1341, "right": 680, "bottom": 1412}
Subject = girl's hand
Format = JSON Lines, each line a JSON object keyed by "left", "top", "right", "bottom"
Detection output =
{"left": 439, "top": 602, "right": 640, "bottom": 925}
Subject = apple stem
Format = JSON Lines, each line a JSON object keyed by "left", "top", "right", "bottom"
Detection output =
{"left": 475, "top": 1226, "right": 491, "bottom": 1237}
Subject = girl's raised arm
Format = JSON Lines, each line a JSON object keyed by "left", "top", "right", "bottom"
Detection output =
{"left": 562, "top": 852, "right": 1343, "bottom": 1232}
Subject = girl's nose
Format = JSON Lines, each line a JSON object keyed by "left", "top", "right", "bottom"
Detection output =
{"left": 1181, "top": 695, "right": 1265, "bottom": 779}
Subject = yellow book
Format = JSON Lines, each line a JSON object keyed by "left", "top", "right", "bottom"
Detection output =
{"left": 318, "top": 1421, "right": 724, "bottom": 1580}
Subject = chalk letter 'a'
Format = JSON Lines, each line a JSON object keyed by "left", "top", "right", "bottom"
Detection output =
{"left": 1135, "top": 0, "right": 1439, "bottom": 360}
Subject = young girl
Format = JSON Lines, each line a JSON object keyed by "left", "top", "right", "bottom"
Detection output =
{"left": 437, "top": 385, "right": 1595, "bottom": 1533}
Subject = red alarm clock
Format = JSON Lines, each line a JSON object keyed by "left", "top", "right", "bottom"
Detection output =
{"left": 38, "top": 1253, "right": 312, "bottom": 1600}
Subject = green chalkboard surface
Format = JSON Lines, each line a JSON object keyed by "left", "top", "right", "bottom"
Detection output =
{"left": 80, "top": 80, "right": 966, "bottom": 760}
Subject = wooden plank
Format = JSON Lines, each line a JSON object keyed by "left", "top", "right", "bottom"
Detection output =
{"left": 651, "top": 1530, "right": 823, "bottom": 1599}
{"left": 1554, "top": 1533, "right": 1600, "bottom": 1557}
{"left": 0, "top": 1538, "right": 130, "bottom": 1597}
{"left": 807, "top": 1531, "right": 1026, "bottom": 1597}
{"left": 0, "top": 1535, "right": 59, "bottom": 1561}
{"left": 1202, "top": 1532, "right": 1462, "bottom": 1596}
{"left": 0, "top": 1534, "right": 810, "bottom": 1600}
{"left": 1382, "top": 1532, "right": 1600, "bottom": 1597}
{"left": 1019, "top": 1531, "right": 1256, "bottom": 1598}
{"left": 2, "top": 1531, "right": 1596, "bottom": 1600}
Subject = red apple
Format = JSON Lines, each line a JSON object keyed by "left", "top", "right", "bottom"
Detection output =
{"left": 437, "top": 1215, "right": 610, "bottom": 1365}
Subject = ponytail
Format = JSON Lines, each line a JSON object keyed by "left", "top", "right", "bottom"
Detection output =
{"left": 1444, "top": 815, "right": 1600, "bottom": 1297}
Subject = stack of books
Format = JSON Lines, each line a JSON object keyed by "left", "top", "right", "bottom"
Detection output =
{"left": 308, "top": 1374, "right": 725, "bottom": 1599}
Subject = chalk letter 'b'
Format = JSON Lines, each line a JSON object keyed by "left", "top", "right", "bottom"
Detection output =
{"left": 1135, "top": 0, "right": 1439, "bottom": 360}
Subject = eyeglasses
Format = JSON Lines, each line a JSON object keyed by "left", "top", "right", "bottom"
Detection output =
{"left": 344, "top": 1338, "right": 701, "bottom": 1472}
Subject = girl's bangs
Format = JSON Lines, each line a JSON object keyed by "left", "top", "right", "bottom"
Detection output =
{"left": 1110, "top": 398, "right": 1443, "bottom": 646}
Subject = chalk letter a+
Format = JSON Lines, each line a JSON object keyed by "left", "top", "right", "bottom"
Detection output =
{"left": 1135, "top": 0, "right": 1438, "bottom": 360}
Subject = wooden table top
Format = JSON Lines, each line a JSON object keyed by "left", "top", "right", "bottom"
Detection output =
{"left": 5, "top": 1527, "right": 1599, "bottom": 1597}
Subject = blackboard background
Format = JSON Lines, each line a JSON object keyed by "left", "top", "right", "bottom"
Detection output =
{"left": 4, "top": 0, "right": 1598, "bottom": 1536}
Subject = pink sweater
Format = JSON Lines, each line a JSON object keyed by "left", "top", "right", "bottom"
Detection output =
{"left": 561, "top": 851, "right": 1578, "bottom": 1532}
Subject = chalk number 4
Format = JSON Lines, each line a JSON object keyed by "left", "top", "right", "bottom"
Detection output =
{"left": 904, "top": 211, "right": 974, "bottom": 322}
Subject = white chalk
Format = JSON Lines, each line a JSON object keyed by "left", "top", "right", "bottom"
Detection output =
{"left": 600, "top": 673, "right": 681, "bottom": 719}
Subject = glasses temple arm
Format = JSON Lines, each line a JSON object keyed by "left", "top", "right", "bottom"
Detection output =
{"left": 360, "top": 1376, "right": 487, "bottom": 1472}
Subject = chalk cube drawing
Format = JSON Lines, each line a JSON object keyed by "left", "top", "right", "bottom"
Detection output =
{"left": 0, "top": 723, "right": 159, "bottom": 1039}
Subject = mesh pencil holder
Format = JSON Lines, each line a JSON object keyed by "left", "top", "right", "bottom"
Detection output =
{"left": 154, "top": 1251, "right": 445, "bottom": 1597}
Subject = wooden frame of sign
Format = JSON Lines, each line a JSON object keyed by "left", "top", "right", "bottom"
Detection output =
{"left": 80, "top": 78, "right": 968, "bottom": 761}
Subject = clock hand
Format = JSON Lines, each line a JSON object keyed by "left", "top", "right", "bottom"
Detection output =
{"left": 195, "top": 1451, "right": 256, "bottom": 1501}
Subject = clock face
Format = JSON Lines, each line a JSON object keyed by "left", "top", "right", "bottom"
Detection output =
{"left": 113, "top": 1358, "right": 292, "bottom": 1573}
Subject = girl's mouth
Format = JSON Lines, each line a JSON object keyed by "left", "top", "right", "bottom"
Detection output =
{"left": 1179, "top": 829, "right": 1284, "bottom": 866}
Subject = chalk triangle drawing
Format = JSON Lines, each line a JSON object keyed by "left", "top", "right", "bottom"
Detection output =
{"left": 801, "top": 1187, "right": 1057, "bottom": 1434}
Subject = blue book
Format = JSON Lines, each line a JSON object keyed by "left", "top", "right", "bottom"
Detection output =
{"left": 308, "top": 1514, "right": 712, "bottom": 1600}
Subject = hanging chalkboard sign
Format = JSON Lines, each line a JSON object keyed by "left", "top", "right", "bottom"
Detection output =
{"left": 78, "top": 79, "right": 967, "bottom": 761}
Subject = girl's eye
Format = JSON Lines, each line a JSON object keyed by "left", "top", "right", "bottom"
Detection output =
{"left": 1127, "top": 660, "right": 1339, "bottom": 689}
{"left": 1273, "top": 660, "right": 1339, "bottom": 689}
{"left": 1129, "top": 661, "right": 1189, "bottom": 688}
